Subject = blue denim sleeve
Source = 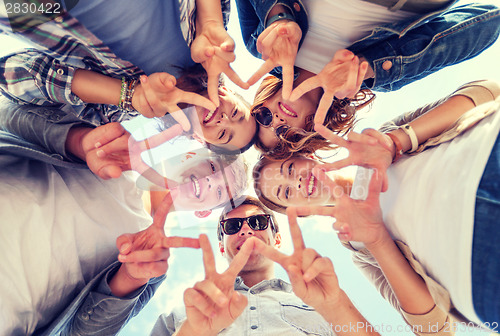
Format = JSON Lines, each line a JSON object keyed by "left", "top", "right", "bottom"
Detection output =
{"left": 234, "top": 0, "right": 309, "bottom": 60}
{"left": 0, "top": 96, "right": 89, "bottom": 162}
{"left": 350, "top": 4, "right": 500, "bottom": 92}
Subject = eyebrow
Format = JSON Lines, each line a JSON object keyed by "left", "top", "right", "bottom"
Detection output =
{"left": 276, "top": 185, "right": 282, "bottom": 201}
{"left": 279, "top": 160, "right": 288, "bottom": 176}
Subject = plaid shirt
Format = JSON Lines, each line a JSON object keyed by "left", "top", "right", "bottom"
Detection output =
{"left": 0, "top": 0, "right": 230, "bottom": 125}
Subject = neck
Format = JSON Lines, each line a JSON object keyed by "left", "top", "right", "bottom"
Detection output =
{"left": 238, "top": 265, "right": 274, "bottom": 288}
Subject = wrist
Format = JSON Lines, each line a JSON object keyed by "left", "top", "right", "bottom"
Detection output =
{"left": 109, "top": 264, "right": 148, "bottom": 297}
{"left": 180, "top": 321, "right": 218, "bottom": 336}
{"left": 65, "top": 126, "right": 93, "bottom": 161}
{"left": 364, "top": 229, "right": 393, "bottom": 252}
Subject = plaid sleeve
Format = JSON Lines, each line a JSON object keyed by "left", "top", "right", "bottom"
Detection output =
{"left": 0, "top": 49, "right": 84, "bottom": 106}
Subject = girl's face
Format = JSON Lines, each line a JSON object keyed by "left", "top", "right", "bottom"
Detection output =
{"left": 258, "top": 157, "right": 334, "bottom": 208}
{"left": 256, "top": 84, "right": 321, "bottom": 150}
{"left": 171, "top": 158, "right": 239, "bottom": 211}
{"left": 190, "top": 87, "right": 257, "bottom": 152}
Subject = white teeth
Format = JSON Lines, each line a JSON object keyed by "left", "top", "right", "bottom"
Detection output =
{"left": 191, "top": 175, "right": 201, "bottom": 198}
{"left": 204, "top": 109, "right": 216, "bottom": 122}
{"left": 308, "top": 175, "right": 315, "bottom": 195}
{"left": 279, "top": 102, "right": 296, "bottom": 117}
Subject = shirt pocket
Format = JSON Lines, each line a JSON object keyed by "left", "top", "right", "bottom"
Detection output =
{"left": 280, "top": 300, "right": 334, "bottom": 335}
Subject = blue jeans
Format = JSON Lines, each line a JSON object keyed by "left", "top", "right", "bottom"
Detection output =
{"left": 472, "top": 131, "right": 500, "bottom": 326}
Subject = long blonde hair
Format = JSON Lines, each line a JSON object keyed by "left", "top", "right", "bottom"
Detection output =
{"left": 252, "top": 75, "right": 375, "bottom": 160}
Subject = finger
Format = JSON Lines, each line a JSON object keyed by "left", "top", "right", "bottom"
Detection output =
{"left": 253, "top": 238, "right": 288, "bottom": 266}
{"left": 95, "top": 134, "right": 130, "bottom": 156}
{"left": 347, "top": 131, "right": 377, "bottom": 145}
{"left": 287, "top": 264, "right": 307, "bottom": 296}
{"left": 118, "top": 248, "right": 170, "bottom": 263}
{"left": 93, "top": 123, "right": 126, "bottom": 148}
{"left": 222, "top": 65, "right": 250, "bottom": 90}
{"left": 213, "top": 46, "right": 236, "bottom": 63}
{"left": 152, "top": 193, "right": 173, "bottom": 228}
{"left": 193, "top": 280, "right": 228, "bottom": 307}
{"left": 184, "top": 288, "right": 215, "bottom": 318}
{"left": 221, "top": 38, "right": 235, "bottom": 53}
{"left": 206, "top": 71, "right": 221, "bottom": 107}
{"left": 259, "top": 27, "right": 279, "bottom": 55}
{"left": 161, "top": 236, "right": 200, "bottom": 249}
{"left": 340, "top": 57, "right": 360, "bottom": 99}
{"left": 289, "top": 76, "right": 320, "bottom": 102}
{"left": 314, "top": 159, "right": 354, "bottom": 172}
{"left": 256, "top": 25, "right": 274, "bottom": 54}
{"left": 314, "top": 92, "right": 334, "bottom": 126}
{"left": 314, "top": 123, "right": 349, "bottom": 147}
{"left": 134, "top": 124, "right": 183, "bottom": 151}
{"left": 382, "top": 172, "right": 389, "bottom": 193}
{"left": 116, "top": 234, "right": 133, "bottom": 255}
{"left": 139, "top": 75, "right": 160, "bottom": 114}
{"left": 225, "top": 237, "right": 255, "bottom": 278}
{"left": 362, "top": 128, "right": 393, "bottom": 151}
{"left": 98, "top": 164, "right": 123, "bottom": 179}
{"left": 247, "top": 60, "right": 275, "bottom": 87}
{"left": 180, "top": 91, "right": 217, "bottom": 112}
{"left": 302, "top": 247, "right": 320, "bottom": 272}
{"left": 356, "top": 61, "right": 369, "bottom": 91}
{"left": 281, "top": 64, "right": 295, "bottom": 101}
{"left": 199, "top": 234, "right": 216, "bottom": 277}
{"left": 228, "top": 291, "right": 248, "bottom": 320}
{"left": 169, "top": 108, "right": 192, "bottom": 132}
{"left": 367, "top": 169, "right": 384, "bottom": 202}
{"left": 292, "top": 206, "right": 335, "bottom": 218}
{"left": 286, "top": 208, "right": 306, "bottom": 251}
{"left": 303, "top": 257, "right": 333, "bottom": 282}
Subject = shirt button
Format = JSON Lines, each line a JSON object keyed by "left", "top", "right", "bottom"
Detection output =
{"left": 86, "top": 307, "right": 94, "bottom": 315}
{"left": 81, "top": 312, "right": 89, "bottom": 321}
{"left": 250, "top": 306, "right": 256, "bottom": 310}
{"left": 249, "top": 290, "right": 255, "bottom": 294}
{"left": 56, "top": 68, "right": 64, "bottom": 76}
{"left": 251, "top": 325, "right": 258, "bottom": 330}
{"left": 382, "top": 60, "right": 393, "bottom": 71}
{"left": 293, "top": 2, "right": 301, "bottom": 12}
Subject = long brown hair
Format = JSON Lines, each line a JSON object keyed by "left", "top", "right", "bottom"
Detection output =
{"left": 252, "top": 155, "right": 353, "bottom": 216}
{"left": 252, "top": 75, "right": 375, "bottom": 160}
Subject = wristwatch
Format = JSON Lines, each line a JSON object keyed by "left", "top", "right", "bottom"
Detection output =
{"left": 266, "top": 11, "right": 296, "bottom": 28}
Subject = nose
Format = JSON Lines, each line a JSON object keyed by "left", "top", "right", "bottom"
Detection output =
{"left": 238, "top": 222, "right": 255, "bottom": 236}
{"left": 296, "top": 175, "right": 303, "bottom": 190}
{"left": 216, "top": 112, "right": 229, "bottom": 125}
{"left": 271, "top": 111, "right": 286, "bottom": 128}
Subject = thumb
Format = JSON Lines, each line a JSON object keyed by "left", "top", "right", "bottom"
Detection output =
{"left": 116, "top": 234, "right": 133, "bottom": 255}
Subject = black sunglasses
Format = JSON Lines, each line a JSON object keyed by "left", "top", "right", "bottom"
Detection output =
{"left": 253, "top": 107, "right": 290, "bottom": 138}
{"left": 219, "top": 214, "right": 272, "bottom": 235}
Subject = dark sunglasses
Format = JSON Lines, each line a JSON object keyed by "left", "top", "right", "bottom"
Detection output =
{"left": 219, "top": 214, "right": 272, "bottom": 235}
{"left": 253, "top": 107, "right": 290, "bottom": 138}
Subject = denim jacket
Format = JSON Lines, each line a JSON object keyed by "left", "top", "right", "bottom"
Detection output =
{"left": 235, "top": 0, "right": 500, "bottom": 92}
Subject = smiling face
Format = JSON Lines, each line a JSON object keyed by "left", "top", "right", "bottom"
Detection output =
{"left": 255, "top": 81, "right": 321, "bottom": 150}
{"left": 170, "top": 158, "right": 240, "bottom": 211}
{"left": 221, "top": 204, "right": 277, "bottom": 271}
{"left": 190, "top": 87, "right": 257, "bottom": 152}
{"left": 257, "top": 157, "right": 338, "bottom": 208}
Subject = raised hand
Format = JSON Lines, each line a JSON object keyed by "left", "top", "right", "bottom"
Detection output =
{"left": 290, "top": 49, "right": 368, "bottom": 125}
{"left": 82, "top": 123, "right": 183, "bottom": 188}
{"left": 132, "top": 73, "right": 216, "bottom": 131}
{"left": 253, "top": 208, "right": 342, "bottom": 311}
{"left": 247, "top": 21, "right": 302, "bottom": 100}
{"left": 314, "top": 123, "right": 393, "bottom": 192}
{"left": 109, "top": 194, "right": 200, "bottom": 297}
{"left": 191, "top": 22, "right": 249, "bottom": 106}
{"left": 181, "top": 235, "right": 254, "bottom": 335}
{"left": 294, "top": 171, "right": 388, "bottom": 246}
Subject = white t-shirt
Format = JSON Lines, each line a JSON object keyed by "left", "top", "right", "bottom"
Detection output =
{"left": 378, "top": 101, "right": 500, "bottom": 324}
{"left": 295, "top": 0, "right": 415, "bottom": 74}
{"left": 0, "top": 157, "right": 151, "bottom": 334}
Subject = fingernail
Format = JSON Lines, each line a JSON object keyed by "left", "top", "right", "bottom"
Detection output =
{"left": 217, "top": 297, "right": 228, "bottom": 306}
{"left": 140, "top": 75, "right": 147, "bottom": 83}
{"left": 118, "top": 254, "right": 126, "bottom": 262}
{"left": 96, "top": 149, "right": 105, "bottom": 158}
{"left": 120, "top": 243, "right": 131, "bottom": 253}
{"left": 95, "top": 142, "right": 102, "bottom": 148}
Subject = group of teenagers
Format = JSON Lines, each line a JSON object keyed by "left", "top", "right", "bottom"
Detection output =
{"left": 0, "top": 0, "right": 499, "bottom": 334}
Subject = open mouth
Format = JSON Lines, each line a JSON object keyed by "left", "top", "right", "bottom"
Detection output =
{"left": 307, "top": 174, "right": 317, "bottom": 196}
{"left": 279, "top": 102, "right": 298, "bottom": 118}
{"left": 190, "top": 175, "right": 201, "bottom": 198}
{"left": 203, "top": 108, "right": 218, "bottom": 124}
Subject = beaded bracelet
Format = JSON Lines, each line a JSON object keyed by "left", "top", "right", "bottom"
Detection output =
{"left": 119, "top": 77, "right": 138, "bottom": 111}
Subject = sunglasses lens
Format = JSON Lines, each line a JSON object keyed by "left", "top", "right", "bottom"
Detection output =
{"left": 222, "top": 218, "right": 242, "bottom": 235}
{"left": 256, "top": 107, "right": 273, "bottom": 126}
{"left": 248, "top": 215, "right": 269, "bottom": 230}
{"left": 275, "top": 125, "right": 290, "bottom": 137}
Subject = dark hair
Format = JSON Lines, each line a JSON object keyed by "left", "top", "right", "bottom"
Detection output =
{"left": 176, "top": 64, "right": 256, "bottom": 154}
{"left": 252, "top": 75, "right": 375, "bottom": 160}
{"left": 217, "top": 195, "right": 279, "bottom": 242}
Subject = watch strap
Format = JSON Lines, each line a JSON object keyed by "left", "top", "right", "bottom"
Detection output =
{"left": 266, "top": 12, "right": 296, "bottom": 28}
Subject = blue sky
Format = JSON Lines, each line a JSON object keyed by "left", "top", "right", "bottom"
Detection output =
{"left": 0, "top": 0, "right": 498, "bottom": 335}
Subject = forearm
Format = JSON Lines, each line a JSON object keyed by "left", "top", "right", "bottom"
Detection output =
{"left": 72, "top": 69, "right": 122, "bottom": 105}
{"left": 388, "top": 95, "right": 475, "bottom": 154}
{"left": 366, "top": 235, "right": 435, "bottom": 315}
{"left": 316, "top": 291, "right": 380, "bottom": 336}
{"left": 174, "top": 321, "right": 218, "bottom": 336}
{"left": 195, "top": 0, "right": 224, "bottom": 29}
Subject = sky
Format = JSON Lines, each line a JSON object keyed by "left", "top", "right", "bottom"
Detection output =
{"left": 0, "top": 0, "right": 499, "bottom": 335}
